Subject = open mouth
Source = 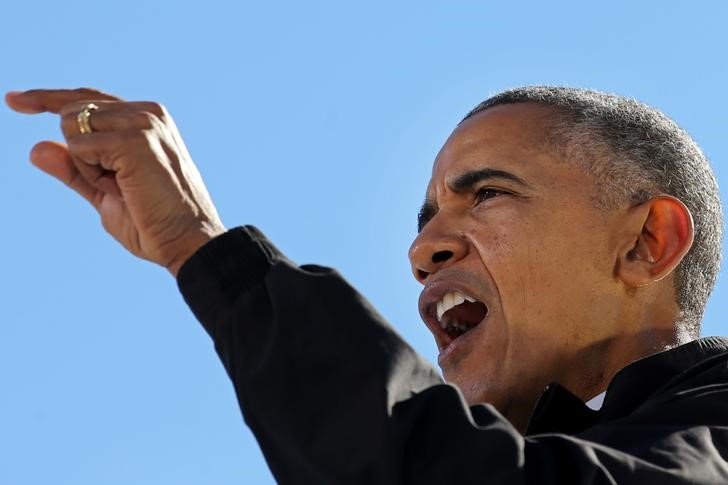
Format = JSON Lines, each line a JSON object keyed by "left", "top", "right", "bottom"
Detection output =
{"left": 435, "top": 290, "right": 489, "bottom": 339}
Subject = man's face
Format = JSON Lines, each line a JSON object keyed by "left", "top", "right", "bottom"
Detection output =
{"left": 409, "top": 103, "right": 626, "bottom": 426}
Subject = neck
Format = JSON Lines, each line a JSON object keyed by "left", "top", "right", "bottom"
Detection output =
{"left": 574, "top": 325, "right": 687, "bottom": 403}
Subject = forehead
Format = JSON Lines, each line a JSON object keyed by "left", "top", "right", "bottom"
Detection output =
{"left": 429, "top": 103, "right": 568, "bottom": 192}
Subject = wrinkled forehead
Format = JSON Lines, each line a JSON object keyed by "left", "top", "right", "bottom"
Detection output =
{"left": 427, "top": 103, "right": 559, "bottom": 193}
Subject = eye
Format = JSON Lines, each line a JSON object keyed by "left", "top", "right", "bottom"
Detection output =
{"left": 475, "top": 187, "right": 506, "bottom": 205}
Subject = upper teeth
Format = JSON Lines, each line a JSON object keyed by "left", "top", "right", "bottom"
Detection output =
{"left": 436, "top": 290, "right": 476, "bottom": 322}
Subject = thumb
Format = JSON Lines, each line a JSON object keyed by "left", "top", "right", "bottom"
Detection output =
{"left": 29, "top": 141, "right": 107, "bottom": 205}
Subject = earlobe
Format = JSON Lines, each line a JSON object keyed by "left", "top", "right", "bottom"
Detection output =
{"left": 617, "top": 196, "right": 694, "bottom": 288}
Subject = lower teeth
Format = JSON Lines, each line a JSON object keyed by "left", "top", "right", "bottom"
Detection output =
{"left": 449, "top": 324, "right": 472, "bottom": 336}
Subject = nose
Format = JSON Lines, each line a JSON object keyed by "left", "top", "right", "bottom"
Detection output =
{"left": 408, "top": 217, "right": 469, "bottom": 284}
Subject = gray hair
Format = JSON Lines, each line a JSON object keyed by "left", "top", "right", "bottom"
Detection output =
{"left": 464, "top": 86, "right": 722, "bottom": 336}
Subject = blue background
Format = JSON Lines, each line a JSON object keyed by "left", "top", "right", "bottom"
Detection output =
{"left": 1, "top": 2, "right": 726, "bottom": 483}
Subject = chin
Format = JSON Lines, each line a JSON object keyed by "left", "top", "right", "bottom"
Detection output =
{"left": 446, "top": 372, "right": 503, "bottom": 407}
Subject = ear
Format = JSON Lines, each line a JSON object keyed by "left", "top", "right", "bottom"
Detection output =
{"left": 617, "top": 196, "right": 694, "bottom": 288}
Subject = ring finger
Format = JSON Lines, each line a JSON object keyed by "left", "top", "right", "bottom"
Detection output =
{"left": 59, "top": 101, "right": 165, "bottom": 138}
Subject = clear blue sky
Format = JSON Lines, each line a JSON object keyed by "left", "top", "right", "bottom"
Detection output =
{"left": 1, "top": 2, "right": 726, "bottom": 483}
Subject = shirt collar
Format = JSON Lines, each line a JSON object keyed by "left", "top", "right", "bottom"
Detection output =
{"left": 526, "top": 337, "right": 728, "bottom": 435}
{"left": 585, "top": 391, "right": 606, "bottom": 411}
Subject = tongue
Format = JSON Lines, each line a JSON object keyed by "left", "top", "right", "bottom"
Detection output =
{"left": 447, "top": 301, "right": 488, "bottom": 326}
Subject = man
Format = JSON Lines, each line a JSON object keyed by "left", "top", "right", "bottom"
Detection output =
{"left": 7, "top": 86, "right": 728, "bottom": 484}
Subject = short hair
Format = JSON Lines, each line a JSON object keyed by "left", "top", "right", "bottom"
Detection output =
{"left": 463, "top": 86, "right": 722, "bottom": 337}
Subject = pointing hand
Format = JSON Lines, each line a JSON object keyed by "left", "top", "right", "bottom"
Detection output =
{"left": 7, "top": 88, "right": 226, "bottom": 276}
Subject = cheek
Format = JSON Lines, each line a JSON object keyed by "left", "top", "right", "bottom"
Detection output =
{"left": 469, "top": 216, "right": 553, "bottom": 299}
{"left": 523, "top": 240, "right": 616, "bottom": 351}
{"left": 470, "top": 214, "right": 608, "bottom": 339}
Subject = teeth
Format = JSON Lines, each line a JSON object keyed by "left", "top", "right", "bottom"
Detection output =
{"left": 444, "top": 317, "right": 475, "bottom": 337}
{"left": 435, "top": 290, "right": 478, "bottom": 323}
{"left": 444, "top": 292, "right": 454, "bottom": 312}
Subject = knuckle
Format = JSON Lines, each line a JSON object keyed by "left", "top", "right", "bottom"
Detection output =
{"left": 141, "top": 101, "right": 166, "bottom": 118}
{"left": 146, "top": 114, "right": 167, "bottom": 132}
{"left": 137, "top": 110, "right": 158, "bottom": 128}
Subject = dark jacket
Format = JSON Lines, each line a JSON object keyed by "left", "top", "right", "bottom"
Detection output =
{"left": 178, "top": 226, "right": 728, "bottom": 484}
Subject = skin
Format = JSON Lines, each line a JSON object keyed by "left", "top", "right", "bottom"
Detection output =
{"left": 5, "top": 88, "right": 226, "bottom": 276}
{"left": 408, "top": 103, "right": 694, "bottom": 432}
{"left": 6, "top": 89, "right": 694, "bottom": 433}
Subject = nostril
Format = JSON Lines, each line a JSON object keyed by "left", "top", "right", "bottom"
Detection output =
{"left": 432, "top": 250, "right": 453, "bottom": 263}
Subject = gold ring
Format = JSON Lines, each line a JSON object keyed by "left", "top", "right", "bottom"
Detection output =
{"left": 77, "top": 103, "right": 99, "bottom": 134}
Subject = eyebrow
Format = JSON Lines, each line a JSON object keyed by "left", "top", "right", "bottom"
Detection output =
{"left": 417, "top": 168, "right": 531, "bottom": 232}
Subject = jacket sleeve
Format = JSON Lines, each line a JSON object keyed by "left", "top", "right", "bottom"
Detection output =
{"left": 177, "top": 226, "right": 725, "bottom": 485}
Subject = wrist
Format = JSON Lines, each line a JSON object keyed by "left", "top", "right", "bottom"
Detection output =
{"left": 167, "top": 223, "right": 227, "bottom": 277}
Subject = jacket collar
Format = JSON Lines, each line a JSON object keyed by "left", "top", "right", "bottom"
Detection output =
{"left": 525, "top": 336, "right": 728, "bottom": 436}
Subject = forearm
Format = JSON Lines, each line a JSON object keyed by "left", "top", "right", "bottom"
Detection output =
{"left": 177, "top": 226, "right": 443, "bottom": 483}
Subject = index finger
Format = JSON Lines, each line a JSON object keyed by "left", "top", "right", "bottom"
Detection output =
{"left": 5, "top": 88, "right": 123, "bottom": 114}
